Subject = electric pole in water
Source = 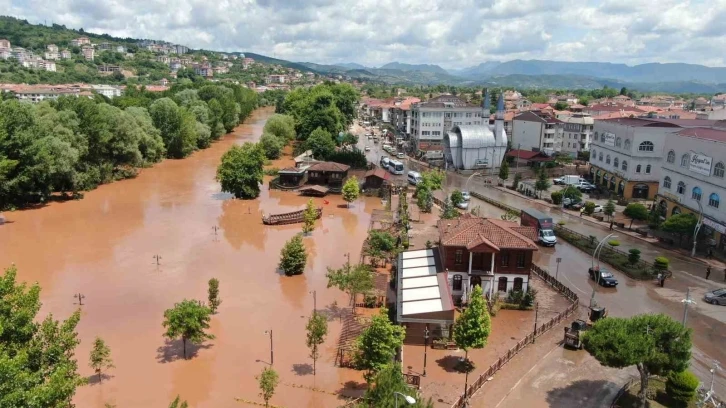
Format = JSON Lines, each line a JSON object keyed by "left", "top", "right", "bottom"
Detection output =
{"left": 74, "top": 293, "right": 85, "bottom": 306}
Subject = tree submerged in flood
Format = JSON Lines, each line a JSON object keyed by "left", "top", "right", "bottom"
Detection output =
{"left": 216, "top": 142, "right": 265, "bottom": 199}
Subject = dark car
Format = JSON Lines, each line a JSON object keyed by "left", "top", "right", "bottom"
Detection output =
{"left": 588, "top": 267, "right": 618, "bottom": 287}
{"left": 704, "top": 288, "right": 726, "bottom": 305}
{"left": 571, "top": 202, "right": 585, "bottom": 210}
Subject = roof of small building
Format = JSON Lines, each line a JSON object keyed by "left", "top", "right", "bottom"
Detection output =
{"left": 365, "top": 168, "right": 390, "bottom": 180}
{"left": 307, "top": 161, "right": 350, "bottom": 172}
{"left": 415, "top": 94, "right": 478, "bottom": 109}
{"left": 599, "top": 117, "right": 683, "bottom": 127}
{"left": 437, "top": 214, "right": 538, "bottom": 251}
{"left": 514, "top": 110, "right": 562, "bottom": 124}
{"left": 505, "top": 149, "right": 550, "bottom": 160}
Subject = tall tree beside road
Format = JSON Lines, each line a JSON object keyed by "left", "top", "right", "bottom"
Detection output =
{"left": 661, "top": 213, "right": 698, "bottom": 245}
{"left": 354, "top": 308, "right": 406, "bottom": 382}
{"left": 361, "top": 363, "right": 435, "bottom": 408}
{"left": 450, "top": 190, "right": 465, "bottom": 207}
{"left": 162, "top": 299, "right": 215, "bottom": 359}
{"left": 440, "top": 197, "right": 459, "bottom": 219}
{"left": 342, "top": 177, "right": 360, "bottom": 208}
{"left": 583, "top": 314, "right": 691, "bottom": 408}
{"left": 257, "top": 367, "right": 279, "bottom": 408}
{"left": 534, "top": 168, "right": 551, "bottom": 198}
{"left": 207, "top": 278, "right": 221, "bottom": 314}
{"left": 623, "top": 203, "right": 649, "bottom": 229}
{"left": 279, "top": 234, "right": 307, "bottom": 276}
{"left": 604, "top": 199, "right": 616, "bottom": 221}
{"left": 89, "top": 337, "right": 114, "bottom": 383}
{"left": 512, "top": 172, "right": 522, "bottom": 191}
{"left": 0, "top": 266, "right": 85, "bottom": 407}
{"left": 216, "top": 142, "right": 266, "bottom": 199}
{"left": 453, "top": 285, "right": 491, "bottom": 367}
{"left": 304, "top": 127, "right": 336, "bottom": 160}
{"left": 498, "top": 160, "right": 509, "bottom": 180}
{"left": 305, "top": 312, "right": 328, "bottom": 375}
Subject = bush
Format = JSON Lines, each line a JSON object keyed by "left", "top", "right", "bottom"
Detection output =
{"left": 584, "top": 202, "right": 596, "bottom": 215}
{"left": 608, "top": 240, "right": 620, "bottom": 247}
{"left": 654, "top": 256, "right": 670, "bottom": 271}
{"left": 557, "top": 221, "right": 566, "bottom": 226}
{"left": 551, "top": 190, "right": 563, "bottom": 205}
{"left": 666, "top": 370, "right": 699, "bottom": 407}
{"left": 263, "top": 167, "right": 279, "bottom": 176}
{"left": 628, "top": 248, "right": 641, "bottom": 265}
{"left": 279, "top": 234, "right": 307, "bottom": 276}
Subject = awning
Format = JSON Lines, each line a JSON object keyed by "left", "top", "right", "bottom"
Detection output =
{"left": 396, "top": 249, "right": 455, "bottom": 324}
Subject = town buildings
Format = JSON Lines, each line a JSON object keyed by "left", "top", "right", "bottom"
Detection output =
{"left": 657, "top": 125, "right": 726, "bottom": 250}
{"left": 560, "top": 113, "right": 594, "bottom": 156}
{"left": 98, "top": 64, "right": 121, "bottom": 73}
{"left": 81, "top": 46, "right": 94, "bottom": 61}
{"left": 61, "top": 49, "right": 71, "bottom": 59}
{"left": 266, "top": 74, "right": 287, "bottom": 84}
{"left": 511, "top": 110, "right": 564, "bottom": 155}
{"left": 410, "top": 95, "right": 484, "bottom": 158}
{"left": 0, "top": 39, "right": 10, "bottom": 49}
{"left": 91, "top": 84, "right": 123, "bottom": 98}
{"left": 390, "top": 97, "right": 421, "bottom": 137}
{"left": 71, "top": 36, "right": 91, "bottom": 47}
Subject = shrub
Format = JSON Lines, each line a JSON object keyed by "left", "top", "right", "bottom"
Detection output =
{"left": 557, "top": 220, "right": 566, "bottom": 226}
{"left": 584, "top": 202, "right": 596, "bottom": 215}
{"left": 425, "top": 240, "right": 433, "bottom": 249}
{"left": 551, "top": 190, "right": 563, "bottom": 205}
{"left": 666, "top": 370, "right": 699, "bottom": 407}
{"left": 506, "top": 289, "right": 524, "bottom": 305}
{"left": 263, "top": 167, "right": 279, "bottom": 176}
{"left": 608, "top": 240, "right": 620, "bottom": 247}
{"left": 522, "top": 287, "right": 537, "bottom": 308}
{"left": 654, "top": 256, "right": 670, "bottom": 271}
{"left": 628, "top": 249, "right": 641, "bottom": 265}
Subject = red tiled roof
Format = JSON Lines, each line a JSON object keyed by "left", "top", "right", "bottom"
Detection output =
{"left": 505, "top": 149, "right": 549, "bottom": 160}
{"left": 365, "top": 168, "right": 390, "bottom": 180}
{"left": 530, "top": 103, "right": 552, "bottom": 110}
{"left": 437, "top": 215, "right": 537, "bottom": 250}
{"left": 677, "top": 127, "right": 726, "bottom": 143}
{"left": 307, "top": 161, "right": 350, "bottom": 172}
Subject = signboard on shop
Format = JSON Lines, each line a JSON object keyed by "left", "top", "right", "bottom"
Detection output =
{"left": 602, "top": 132, "right": 615, "bottom": 147}
{"left": 703, "top": 217, "right": 726, "bottom": 234}
{"left": 689, "top": 152, "right": 713, "bottom": 176}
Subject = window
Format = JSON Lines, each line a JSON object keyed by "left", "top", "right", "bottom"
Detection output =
{"left": 663, "top": 176, "right": 671, "bottom": 189}
{"left": 636, "top": 164, "right": 641, "bottom": 173}
{"left": 599, "top": 152, "right": 603, "bottom": 161}
{"left": 600, "top": 133, "right": 606, "bottom": 142}
{"left": 500, "top": 253, "right": 509, "bottom": 267}
{"left": 591, "top": 149, "right": 596, "bottom": 158}
{"left": 692, "top": 186, "right": 702, "bottom": 201}
{"left": 667, "top": 150, "right": 675, "bottom": 163}
{"left": 516, "top": 252, "right": 526, "bottom": 268}
{"left": 497, "top": 277, "right": 508, "bottom": 292}
{"left": 709, "top": 193, "right": 720, "bottom": 208}
{"left": 646, "top": 164, "right": 651, "bottom": 174}
{"left": 622, "top": 161, "right": 628, "bottom": 171}
{"left": 677, "top": 181, "right": 686, "bottom": 194}
{"left": 681, "top": 154, "right": 689, "bottom": 167}
{"left": 715, "top": 162, "right": 725, "bottom": 178}
{"left": 639, "top": 141, "right": 654, "bottom": 152}
{"left": 513, "top": 277, "right": 524, "bottom": 292}
{"left": 605, "top": 154, "right": 610, "bottom": 164}
{"left": 614, "top": 158, "right": 619, "bottom": 168}
{"left": 615, "top": 137, "right": 622, "bottom": 147}
{"left": 453, "top": 274, "right": 463, "bottom": 291}
{"left": 624, "top": 140, "right": 631, "bottom": 150}
{"left": 594, "top": 131, "right": 599, "bottom": 141}
{"left": 455, "top": 250, "right": 463, "bottom": 264}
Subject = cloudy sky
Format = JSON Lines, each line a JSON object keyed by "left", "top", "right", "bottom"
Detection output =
{"left": 4, "top": 0, "right": 726, "bottom": 68}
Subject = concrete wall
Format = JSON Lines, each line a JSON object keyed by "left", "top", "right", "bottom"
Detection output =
{"left": 512, "top": 119, "right": 543, "bottom": 152}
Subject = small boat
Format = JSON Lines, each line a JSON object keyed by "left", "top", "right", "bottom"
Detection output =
{"left": 262, "top": 207, "right": 323, "bottom": 225}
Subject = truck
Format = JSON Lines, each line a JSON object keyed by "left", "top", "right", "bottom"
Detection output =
{"left": 520, "top": 209, "right": 557, "bottom": 246}
{"left": 564, "top": 175, "right": 584, "bottom": 185}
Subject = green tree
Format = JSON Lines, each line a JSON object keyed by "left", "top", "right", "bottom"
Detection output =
{"left": 216, "top": 142, "right": 265, "bottom": 199}
{"left": 551, "top": 190, "right": 563, "bottom": 205}
{"left": 259, "top": 132, "right": 284, "bottom": 160}
{"left": 365, "top": 230, "right": 397, "bottom": 263}
{"left": 149, "top": 97, "right": 197, "bottom": 158}
{"left": 623, "top": 203, "right": 649, "bottom": 229}
{"left": 440, "top": 197, "right": 459, "bottom": 219}
{"left": 501, "top": 209, "right": 519, "bottom": 222}
{"left": 162, "top": 299, "right": 215, "bottom": 359}
{"left": 604, "top": 199, "right": 616, "bottom": 221}
{"left": 342, "top": 177, "right": 360, "bottom": 208}
{"left": 534, "top": 168, "right": 551, "bottom": 198}
{"left": 208, "top": 278, "right": 221, "bottom": 314}
{"left": 416, "top": 184, "right": 433, "bottom": 213}
{"left": 450, "top": 190, "right": 464, "bottom": 207}
{"left": 583, "top": 314, "right": 691, "bottom": 408}
{"left": 355, "top": 308, "right": 406, "bottom": 382}
{"left": 0, "top": 266, "right": 85, "bottom": 407}
{"left": 554, "top": 101, "right": 569, "bottom": 111}
{"left": 666, "top": 370, "right": 699, "bottom": 407}
{"left": 305, "top": 311, "right": 328, "bottom": 375}
{"left": 169, "top": 396, "right": 189, "bottom": 408}
{"left": 498, "top": 160, "right": 509, "bottom": 180}
{"left": 326, "top": 263, "right": 375, "bottom": 309}
{"left": 89, "top": 336, "right": 114, "bottom": 383}
{"left": 453, "top": 285, "right": 492, "bottom": 366}
{"left": 305, "top": 127, "right": 336, "bottom": 160}
{"left": 628, "top": 248, "right": 641, "bottom": 265}
{"left": 257, "top": 367, "right": 279, "bottom": 408}
{"left": 302, "top": 198, "right": 318, "bottom": 234}
{"left": 512, "top": 172, "right": 522, "bottom": 191}
{"left": 360, "top": 363, "right": 435, "bottom": 408}
{"left": 420, "top": 169, "right": 445, "bottom": 190}
{"left": 279, "top": 234, "right": 307, "bottom": 276}
{"left": 263, "top": 113, "right": 296, "bottom": 142}
{"left": 584, "top": 201, "right": 596, "bottom": 215}
{"left": 661, "top": 213, "right": 698, "bottom": 245}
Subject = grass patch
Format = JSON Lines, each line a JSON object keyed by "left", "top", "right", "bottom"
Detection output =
{"left": 614, "top": 377, "right": 698, "bottom": 408}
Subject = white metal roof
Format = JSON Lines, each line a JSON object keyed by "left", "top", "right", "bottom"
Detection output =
{"left": 402, "top": 299, "right": 445, "bottom": 316}
{"left": 402, "top": 276, "right": 438, "bottom": 289}
{"left": 398, "top": 249, "right": 447, "bottom": 317}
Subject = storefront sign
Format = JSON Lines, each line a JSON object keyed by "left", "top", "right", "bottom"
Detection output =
{"left": 703, "top": 217, "right": 726, "bottom": 234}
{"left": 602, "top": 132, "right": 616, "bottom": 147}
{"left": 689, "top": 152, "right": 713, "bottom": 176}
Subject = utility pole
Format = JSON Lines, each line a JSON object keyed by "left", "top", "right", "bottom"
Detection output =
{"left": 691, "top": 200, "right": 703, "bottom": 257}
{"left": 153, "top": 254, "right": 161, "bottom": 267}
{"left": 74, "top": 293, "right": 85, "bottom": 306}
{"left": 423, "top": 325, "right": 429, "bottom": 377}
{"left": 555, "top": 258, "right": 562, "bottom": 281}
{"left": 681, "top": 288, "right": 696, "bottom": 326}
{"left": 310, "top": 290, "right": 317, "bottom": 314}
{"left": 212, "top": 225, "right": 219, "bottom": 241}
{"left": 533, "top": 302, "right": 539, "bottom": 343}
{"left": 264, "top": 330, "right": 274, "bottom": 366}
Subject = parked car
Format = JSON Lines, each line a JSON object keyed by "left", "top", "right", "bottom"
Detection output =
{"left": 581, "top": 204, "right": 604, "bottom": 213}
{"left": 563, "top": 197, "right": 581, "bottom": 208}
{"left": 588, "top": 267, "right": 619, "bottom": 287}
{"left": 553, "top": 177, "right": 565, "bottom": 185}
{"left": 570, "top": 202, "right": 585, "bottom": 210}
{"left": 364, "top": 146, "right": 371, "bottom": 151}
{"left": 456, "top": 200, "right": 469, "bottom": 210}
{"left": 704, "top": 288, "right": 726, "bottom": 305}
{"left": 461, "top": 191, "right": 471, "bottom": 201}
{"left": 577, "top": 182, "right": 597, "bottom": 192}
{"left": 397, "top": 152, "right": 405, "bottom": 159}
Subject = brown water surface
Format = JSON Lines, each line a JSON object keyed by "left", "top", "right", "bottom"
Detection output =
{"left": 0, "top": 107, "right": 372, "bottom": 407}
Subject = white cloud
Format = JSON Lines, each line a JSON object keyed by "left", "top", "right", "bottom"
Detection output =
{"left": 2, "top": 0, "right": 725, "bottom": 68}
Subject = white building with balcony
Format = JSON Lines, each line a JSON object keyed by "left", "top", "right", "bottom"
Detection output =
{"left": 511, "top": 110, "right": 564, "bottom": 155}
{"left": 561, "top": 113, "right": 594, "bottom": 156}
{"left": 410, "top": 94, "right": 483, "bottom": 159}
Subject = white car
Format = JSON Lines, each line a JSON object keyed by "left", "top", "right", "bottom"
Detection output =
{"left": 581, "top": 204, "right": 604, "bottom": 213}
{"left": 456, "top": 200, "right": 469, "bottom": 210}
{"left": 397, "top": 152, "right": 405, "bottom": 159}
{"left": 364, "top": 146, "right": 371, "bottom": 151}
{"left": 461, "top": 191, "right": 471, "bottom": 201}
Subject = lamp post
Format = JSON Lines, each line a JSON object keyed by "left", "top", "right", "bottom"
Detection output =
{"left": 394, "top": 392, "right": 416, "bottom": 408}
{"left": 590, "top": 233, "right": 616, "bottom": 308}
{"left": 691, "top": 199, "right": 704, "bottom": 257}
{"left": 310, "top": 290, "right": 317, "bottom": 314}
{"left": 555, "top": 257, "right": 562, "bottom": 281}
{"left": 264, "top": 330, "right": 274, "bottom": 365}
{"left": 533, "top": 302, "right": 539, "bottom": 343}
{"left": 681, "top": 288, "right": 696, "bottom": 326}
{"left": 423, "top": 325, "right": 429, "bottom": 377}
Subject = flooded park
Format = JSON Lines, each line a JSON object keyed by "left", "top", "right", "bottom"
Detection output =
{"left": 0, "top": 107, "right": 375, "bottom": 407}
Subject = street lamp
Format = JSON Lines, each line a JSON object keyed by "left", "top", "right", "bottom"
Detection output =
{"left": 590, "top": 233, "right": 617, "bottom": 308}
{"left": 691, "top": 199, "right": 704, "bottom": 257}
{"left": 681, "top": 288, "right": 696, "bottom": 326}
{"left": 555, "top": 257, "right": 562, "bottom": 281}
{"left": 423, "top": 325, "right": 429, "bottom": 377}
{"left": 394, "top": 392, "right": 416, "bottom": 408}
{"left": 264, "top": 330, "right": 274, "bottom": 366}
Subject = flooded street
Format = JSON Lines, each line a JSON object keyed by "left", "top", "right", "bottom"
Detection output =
{"left": 0, "top": 107, "right": 374, "bottom": 408}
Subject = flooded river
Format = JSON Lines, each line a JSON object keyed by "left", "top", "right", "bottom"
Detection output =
{"left": 0, "top": 107, "right": 375, "bottom": 407}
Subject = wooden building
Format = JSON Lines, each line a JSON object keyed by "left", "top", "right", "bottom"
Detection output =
{"left": 307, "top": 161, "right": 350, "bottom": 188}
{"left": 277, "top": 167, "right": 307, "bottom": 187}
{"left": 364, "top": 167, "right": 390, "bottom": 189}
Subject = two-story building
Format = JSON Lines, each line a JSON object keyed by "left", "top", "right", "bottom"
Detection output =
{"left": 511, "top": 110, "right": 564, "bottom": 155}
{"left": 657, "top": 125, "right": 726, "bottom": 251}
{"left": 437, "top": 215, "right": 538, "bottom": 300}
{"left": 71, "top": 36, "right": 91, "bottom": 47}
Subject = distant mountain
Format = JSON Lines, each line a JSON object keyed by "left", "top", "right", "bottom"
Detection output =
{"left": 379, "top": 62, "right": 449, "bottom": 75}
{"left": 241, "top": 52, "right": 316, "bottom": 73}
{"left": 338, "top": 62, "right": 367, "bottom": 70}
{"left": 450, "top": 61, "right": 502, "bottom": 77}
{"left": 297, "top": 61, "right": 350, "bottom": 74}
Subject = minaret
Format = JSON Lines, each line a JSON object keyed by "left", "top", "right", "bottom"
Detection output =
{"left": 482, "top": 88, "right": 490, "bottom": 112}
{"left": 495, "top": 93, "right": 505, "bottom": 137}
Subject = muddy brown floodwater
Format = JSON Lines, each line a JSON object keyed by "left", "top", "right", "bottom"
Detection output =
{"left": 0, "top": 107, "right": 376, "bottom": 408}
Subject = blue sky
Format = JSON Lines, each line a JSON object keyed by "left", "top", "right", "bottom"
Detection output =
{"left": 3, "top": 0, "right": 725, "bottom": 68}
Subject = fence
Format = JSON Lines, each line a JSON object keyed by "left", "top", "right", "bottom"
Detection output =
{"left": 449, "top": 265, "right": 579, "bottom": 408}
{"left": 469, "top": 191, "right": 519, "bottom": 214}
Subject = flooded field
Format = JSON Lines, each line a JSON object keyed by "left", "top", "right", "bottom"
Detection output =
{"left": 0, "top": 107, "right": 375, "bottom": 407}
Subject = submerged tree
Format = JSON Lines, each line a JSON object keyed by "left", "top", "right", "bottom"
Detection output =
{"left": 89, "top": 337, "right": 114, "bottom": 383}
{"left": 305, "top": 311, "right": 328, "bottom": 375}
{"left": 162, "top": 299, "right": 215, "bottom": 359}
{"left": 302, "top": 199, "right": 317, "bottom": 234}
{"left": 208, "top": 278, "right": 221, "bottom": 314}
{"left": 326, "top": 263, "right": 375, "bottom": 311}
{"left": 354, "top": 308, "right": 406, "bottom": 382}
{"left": 279, "top": 234, "right": 307, "bottom": 275}
{"left": 216, "top": 142, "right": 266, "bottom": 199}
{"left": 342, "top": 177, "right": 360, "bottom": 208}
{"left": 257, "top": 367, "right": 279, "bottom": 408}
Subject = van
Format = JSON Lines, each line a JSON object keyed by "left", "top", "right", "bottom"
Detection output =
{"left": 407, "top": 171, "right": 422, "bottom": 185}
{"left": 381, "top": 157, "right": 390, "bottom": 169}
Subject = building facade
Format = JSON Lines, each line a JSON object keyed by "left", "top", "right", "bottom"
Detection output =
{"left": 657, "top": 126, "right": 726, "bottom": 250}
{"left": 511, "top": 110, "right": 564, "bottom": 155}
{"left": 410, "top": 95, "right": 483, "bottom": 157}
{"left": 81, "top": 46, "right": 94, "bottom": 61}
{"left": 561, "top": 113, "right": 594, "bottom": 156}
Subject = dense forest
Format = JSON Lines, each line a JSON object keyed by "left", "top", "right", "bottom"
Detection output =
{"left": 0, "top": 80, "right": 258, "bottom": 209}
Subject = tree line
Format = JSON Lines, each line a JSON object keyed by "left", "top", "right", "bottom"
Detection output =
{"left": 0, "top": 80, "right": 258, "bottom": 209}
